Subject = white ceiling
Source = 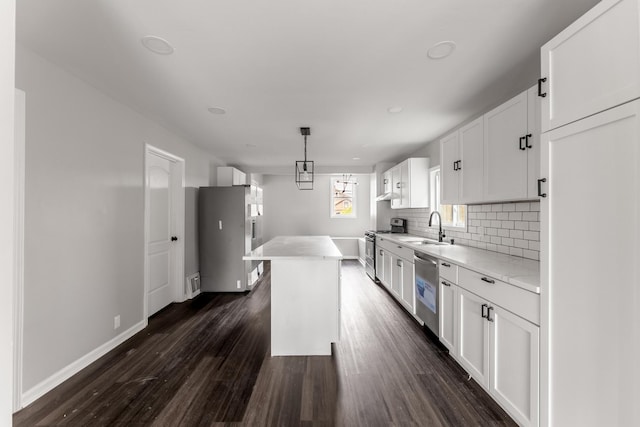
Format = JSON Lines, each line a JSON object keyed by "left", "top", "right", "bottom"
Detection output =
{"left": 16, "top": 0, "right": 599, "bottom": 171}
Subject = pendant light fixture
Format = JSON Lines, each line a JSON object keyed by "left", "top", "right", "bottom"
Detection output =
{"left": 295, "top": 127, "right": 314, "bottom": 190}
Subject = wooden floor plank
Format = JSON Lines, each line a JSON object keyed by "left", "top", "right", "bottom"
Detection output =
{"left": 14, "top": 261, "right": 516, "bottom": 426}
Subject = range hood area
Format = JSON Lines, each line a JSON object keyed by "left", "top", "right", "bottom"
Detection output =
{"left": 375, "top": 192, "right": 392, "bottom": 201}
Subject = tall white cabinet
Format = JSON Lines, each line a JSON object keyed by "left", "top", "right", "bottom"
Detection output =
{"left": 540, "top": 0, "right": 640, "bottom": 425}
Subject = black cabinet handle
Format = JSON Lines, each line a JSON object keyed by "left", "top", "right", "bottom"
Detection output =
{"left": 481, "top": 303, "right": 488, "bottom": 319}
{"left": 538, "top": 178, "right": 547, "bottom": 198}
{"left": 453, "top": 161, "right": 457, "bottom": 171}
{"left": 538, "top": 77, "right": 547, "bottom": 97}
{"left": 441, "top": 262, "right": 451, "bottom": 267}
{"left": 481, "top": 277, "right": 495, "bottom": 284}
{"left": 171, "top": 236, "right": 178, "bottom": 242}
{"left": 519, "top": 136, "right": 526, "bottom": 151}
{"left": 487, "top": 306, "right": 494, "bottom": 322}
{"left": 456, "top": 160, "right": 462, "bottom": 171}
{"left": 525, "top": 133, "right": 533, "bottom": 149}
{"left": 379, "top": 249, "right": 383, "bottom": 255}
{"left": 442, "top": 281, "right": 451, "bottom": 287}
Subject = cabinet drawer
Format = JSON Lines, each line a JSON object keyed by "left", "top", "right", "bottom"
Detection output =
{"left": 377, "top": 237, "right": 414, "bottom": 261}
{"left": 439, "top": 260, "right": 458, "bottom": 283}
{"left": 458, "top": 267, "right": 539, "bottom": 325}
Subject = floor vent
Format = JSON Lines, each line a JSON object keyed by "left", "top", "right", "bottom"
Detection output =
{"left": 185, "top": 273, "right": 201, "bottom": 299}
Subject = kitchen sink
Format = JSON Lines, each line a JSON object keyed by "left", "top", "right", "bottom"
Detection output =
{"left": 415, "top": 240, "right": 449, "bottom": 246}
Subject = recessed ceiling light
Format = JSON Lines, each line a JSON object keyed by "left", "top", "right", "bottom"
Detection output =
{"left": 427, "top": 41, "right": 456, "bottom": 60}
{"left": 141, "top": 36, "right": 174, "bottom": 55}
{"left": 387, "top": 106, "right": 403, "bottom": 114}
{"left": 207, "top": 107, "right": 227, "bottom": 115}
{"left": 352, "top": 157, "right": 361, "bottom": 160}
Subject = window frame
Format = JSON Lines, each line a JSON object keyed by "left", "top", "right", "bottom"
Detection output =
{"left": 330, "top": 176, "right": 357, "bottom": 219}
{"left": 430, "top": 166, "right": 467, "bottom": 232}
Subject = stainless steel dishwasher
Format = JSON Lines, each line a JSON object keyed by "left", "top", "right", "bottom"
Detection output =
{"left": 414, "top": 251, "right": 439, "bottom": 335}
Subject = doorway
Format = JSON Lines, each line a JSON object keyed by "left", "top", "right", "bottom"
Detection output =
{"left": 144, "top": 145, "right": 185, "bottom": 318}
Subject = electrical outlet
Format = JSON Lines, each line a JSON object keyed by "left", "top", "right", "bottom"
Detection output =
{"left": 114, "top": 315, "right": 120, "bottom": 330}
{"left": 237, "top": 280, "right": 241, "bottom": 289}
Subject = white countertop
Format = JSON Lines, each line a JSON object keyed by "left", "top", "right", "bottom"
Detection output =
{"left": 244, "top": 235, "right": 344, "bottom": 260}
{"left": 377, "top": 233, "right": 540, "bottom": 294}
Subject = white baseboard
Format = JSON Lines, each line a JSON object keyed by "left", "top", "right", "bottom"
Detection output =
{"left": 21, "top": 319, "right": 147, "bottom": 408}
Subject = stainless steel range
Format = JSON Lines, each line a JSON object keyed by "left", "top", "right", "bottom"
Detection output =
{"left": 364, "top": 218, "right": 407, "bottom": 281}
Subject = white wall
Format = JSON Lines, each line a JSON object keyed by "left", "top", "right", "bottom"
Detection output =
{"left": 1, "top": 1, "right": 16, "bottom": 422}
{"left": 263, "top": 174, "right": 371, "bottom": 241}
{"left": 15, "top": 46, "right": 224, "bottom": 394}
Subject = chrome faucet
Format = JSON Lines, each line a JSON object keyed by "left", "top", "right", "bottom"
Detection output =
{"left": 428, "top": 211, "right": 446, "bottom": 242}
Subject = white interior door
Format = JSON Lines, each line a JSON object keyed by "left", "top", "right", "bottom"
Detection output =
{"left": 146, "top": 149, "right": 183, "bottom": 317}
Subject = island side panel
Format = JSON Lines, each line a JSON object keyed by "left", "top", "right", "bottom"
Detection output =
{"left": 270, "top": 259, "right": 341, "bottom": 356}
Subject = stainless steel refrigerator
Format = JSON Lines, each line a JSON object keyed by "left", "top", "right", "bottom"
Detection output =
{"left": 198, "top": 185, "right": 263, "bottom": 292}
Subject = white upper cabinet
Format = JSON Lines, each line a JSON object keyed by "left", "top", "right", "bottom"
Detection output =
{"left": 484, "top": 87, "right": 541, "bottom": 202}
{"left": 389, "top": 158, "right": 429, "bottom": 209}
{"left": 439, "top": 117, "right": 483, "bottom": 205}
{"left": 440, "top": 131, "right": 460, "bottom": 205}
{"left": 540, "top": 0, "right": 640, "bottom": 132}
{"left": 459, "top": 116, "right": 484, "bottom": 204}
{"left": 217, "top": 166, "right": 246, "bottom": 186}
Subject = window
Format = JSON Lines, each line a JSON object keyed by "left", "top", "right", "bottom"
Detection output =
{"left": 331, "top": 176, "right": 357, "bottom": 218}
{"left": 430, "top": 167, "right": 467, "bottom": 230}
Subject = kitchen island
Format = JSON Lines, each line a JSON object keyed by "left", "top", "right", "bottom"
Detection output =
{"left": 243, "top": 236, "right": 343, "bottom": 356}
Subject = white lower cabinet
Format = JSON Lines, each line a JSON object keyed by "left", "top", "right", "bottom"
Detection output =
{"left": 438, "top": 279, "right": 458, "bottom": 354}
{"left": 458, "top": 288, "right": 490, "bottom": 386}
{"left": 457, "top": 286, "right": 539, "bottom": 427}
{"left": 376, "top": 237, "right": 415, "bottom": 315}
{"left": 489, "top": 304, "right": 539, "bottom": 427}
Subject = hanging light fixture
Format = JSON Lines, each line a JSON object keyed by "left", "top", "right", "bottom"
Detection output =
{"left": 295, "top": 127, "right": 314, "bottom": 190}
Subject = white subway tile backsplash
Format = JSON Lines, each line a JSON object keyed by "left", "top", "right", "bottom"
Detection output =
{"left": 510, "top": 247, "right": 524, "bottom": 257}
{"left": 524, "top": 231, "right": 539, "bottom": 241}
{"left": 509, "top": 212, "right": 523, "bottom": 221}
{"left": 515, "top": 239, "right": 529, "bottom": 249}
{"left": 510, "top": 230, "right": 524, "bottom": 239}
{"left": 501, "top": 220, "right": 514, "bottom": 229}
{"left": 401, "top": 202, "right": 540, "bottom": 261}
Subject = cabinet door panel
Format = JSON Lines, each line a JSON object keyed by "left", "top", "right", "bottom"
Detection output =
{"left": 484, "top": 91, "right": 528, "bottom": 201}
{"left": 440, "top": 131, "right": 460, "bottom": 205}
{"left": 540, "top": 0, "right": 640, "bottom": 132}
{"left": 490, "top": 306, "right": 539, "bottom": 427}
{"left": 399, "top": 160, "right": 410, "bottom": 208}
{"left": 439, "top": 280, "right": 457, "bottom": 355}
{"left": 459, "top": 117, "right": 484, "bottom": 203}
{"left": 400, "top": 259, "right": 415, "bottom": 314}
{"left": 390, "top": 166, "right": 402, "bottom": 209}
{"left": 458, "top": 288, "right": 489, "bottom": 387}
{"left": 542, "top": 99, "right": 640, "bottom": 426}
{"left": 391, "top": 255, "right": 402, "bottom": 299}
{"left": 376, "top": 247, "right": 384, "bottom": 283}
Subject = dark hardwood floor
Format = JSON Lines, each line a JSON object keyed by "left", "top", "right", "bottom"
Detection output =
{"left": 14, "top": 261, "right": 516, "bottom": 426}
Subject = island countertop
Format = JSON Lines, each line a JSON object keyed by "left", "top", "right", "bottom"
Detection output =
{"left": 243, "top": 235, "right": 344, "bottom": 260}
